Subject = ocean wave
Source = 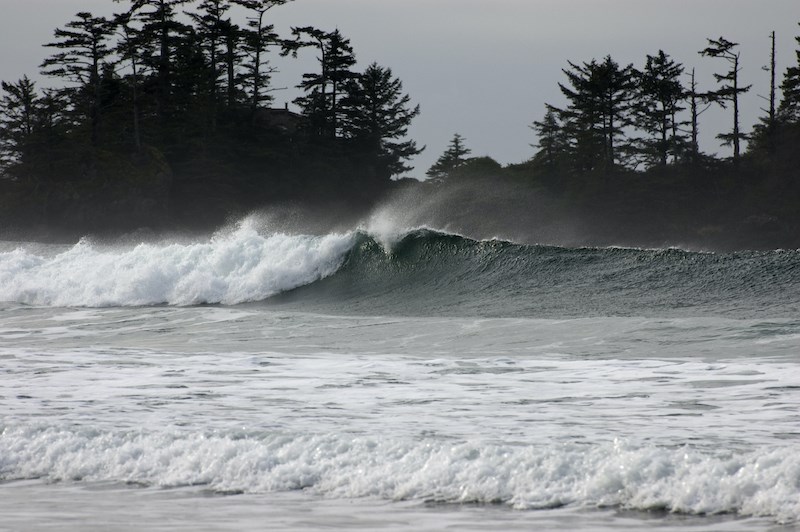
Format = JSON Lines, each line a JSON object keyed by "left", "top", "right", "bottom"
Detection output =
{"left": 272, "top": 227, "right": 800, "bottom": 318}
{"left": 1, "top": 425, "right": 798, "bottom": 523}
{"left": 1, "top": 223, "right": 799, "bottom": 316}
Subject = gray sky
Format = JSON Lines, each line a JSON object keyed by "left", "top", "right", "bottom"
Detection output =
{"left": 1, "top": 0, "right": 799, "bottom": 178}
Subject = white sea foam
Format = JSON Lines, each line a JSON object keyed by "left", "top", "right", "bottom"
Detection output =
{"left": 0, "top": 225, "right": 355, "bottom": 307}
{"left": 1, "top": 425, "right": 798, "bottom": 523}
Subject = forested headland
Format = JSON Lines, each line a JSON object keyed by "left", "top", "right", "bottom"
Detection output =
{"left": 0, "top": 0, "right": 422, "bottom": 236}
{"left": 425, "top": 33, "right": 800, "bottom": 250}
{"left": 1, "top": 1, "right": 799, "bottom": 249}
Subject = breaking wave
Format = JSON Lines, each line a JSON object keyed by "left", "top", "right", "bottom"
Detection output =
{"left": 1, "top": 223, "right": 799, "bottom": 317}
{"left": 0, "top": 225, "right": 355, "bottom": 307}
{"left": 2, "top": 424, "right": 799, "bottom": 523}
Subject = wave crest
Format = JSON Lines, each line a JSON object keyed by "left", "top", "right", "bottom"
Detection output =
{"left": 2, "top": 224, "right": 799, "bottom": 316}
{"left": 0, "top": 225, "right": 356, "bottom": 307}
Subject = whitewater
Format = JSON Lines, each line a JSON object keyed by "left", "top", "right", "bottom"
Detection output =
{"left": 1, "top": 218, "right": 799, "bottom": 531}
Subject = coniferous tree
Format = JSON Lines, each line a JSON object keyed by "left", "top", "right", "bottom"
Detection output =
{"left": 171, "top": 25, "right": 209, "bottom": 135}
{"left": 778, "top": 23, "right": 800, "bottom": 123}
{"left": 40, "top": 12, "right": 115, "bottom": 146}
{"left": 291, "top": 28, "right": 358, "bottom": 138}
{"left": 0, "top": 79, "right": 70, "bottom": 185}
{"left": 186, "top": 0, "right": 231, "bottom": 117}
{"left": 530, "top": 108, "right": 568, "bottom": 170}
{"left": 426, "top": 133, "right": 470, "bottom": 182}
{"left": 764, "top": 31, "right": 777, "bottom": 129}
{"left": 685, "top": 67, "right": 714, "bottom": 164}
{"left": 594, "top": 56, "right": 637, "bottom": 170}
{"left": 185, "top": 0, "right": 246, "bottom": 113}
{"left": 220, "top": 19, "right": 244, "bottom": 109}
{"left": 342, "top": 63, "right": 422, "bottom": 179}
{"left": 634, "top": 50, "right": 687, "bottom": 167}
{"left": 549, "top": 56, "right": 636, "bottom": 174}
{"left": 550, "top": 61, "right": 603, "bottom": 173}
{"left": 125, "top": 0, "right": 191, "bottom": 125}
{"left": 0, "top": 77, "right": 40, "bottom": 172}
{"left": 113, "top": 11, "right": 152, "bottom": 151}
{"left": 750, "top": 31, "right": 780, "bottom": 153}
{"left": 700, "top": 37, "right": 752, "bottom": 162}
{"left": 235, "top": 0, "right": 291, "bottom": 114}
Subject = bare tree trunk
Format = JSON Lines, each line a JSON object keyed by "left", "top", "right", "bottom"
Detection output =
{"left": 769, "top": 30, "right": 776, "bottom": 126}
{"left": 91, "top": 42, "right": 101, "bottom": 147}
{"left": 251, "top": 10, "right": 265, "bottom": 115}
{"left": 131, "top": 57, "right": 142, "bottom": 152}
{"left": 661, "top": 103, "right": 668, "bottom": 166}
{"left": 733, "top": 55, "right": 741, "bottom": 162}
{"left": 226, "top": 33, "right": 235, "bottom": 108}
{"left": 690, "top": 69, "right": 700, "bottom": 163}
{"left": 157, "top": 0, "right": 170, "bottom": 125}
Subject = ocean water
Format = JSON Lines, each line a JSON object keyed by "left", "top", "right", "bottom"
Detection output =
{"left": 1, "top": 219, "right": 799, "bottom": 531}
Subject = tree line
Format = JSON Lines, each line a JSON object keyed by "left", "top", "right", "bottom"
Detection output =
{"left": 1, "top": 5, "right": 799, "bottom": 247}
{"left": 425, "top": 28, "right": 800, "bottom": 248}
{"left": 0, "top": 0, "right": 422, "bottom": 232}
{"left": 429, "top": 31, "right": 799, "bottom": 180}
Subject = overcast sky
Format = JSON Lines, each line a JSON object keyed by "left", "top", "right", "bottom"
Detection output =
{"left": 1, "top": 0, "right": 799, "bottom": 178}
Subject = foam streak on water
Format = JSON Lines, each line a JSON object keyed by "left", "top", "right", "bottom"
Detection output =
{"left": 1, "top": 305, "right": 800, "bottom": 527}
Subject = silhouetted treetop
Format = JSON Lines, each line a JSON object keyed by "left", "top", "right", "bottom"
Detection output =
{"left": 343, "top": 63, "right": 423, "bottom": 178}
{"left": 778, "top": 23, "right": 800, "bottom": 123}
{"left": 633, "top": 50, "right": 687, "bottom": 167}
{"left": 427, "top": 133, "right": 470, "bottom": 182}
{"left": 700, "top": 36, "right": 752, "bottom": 161}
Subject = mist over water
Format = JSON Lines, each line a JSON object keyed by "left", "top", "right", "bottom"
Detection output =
{"left": 366, "top": 180, "right": 588, "bottom": 248}
{"left": 237, "top": 178, "right": 792, "bottom": 253}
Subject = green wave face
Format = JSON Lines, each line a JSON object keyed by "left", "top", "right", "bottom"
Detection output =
{"left": 266, "top": 229, "right": 800, "bottom": 319}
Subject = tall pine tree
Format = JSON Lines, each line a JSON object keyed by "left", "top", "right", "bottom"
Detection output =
{"left": 530, "top": 108, "right": 569, "bottom": 170}
{"left": 342, "top": 63, "right": 422, "bottom": 179}
{"left": 549, "top": 56, "right": 636, "bottom": 174}
{"left": 124, "top": 0, "right": 191, "bottom": 126}
{"left": 700, "top": 37, "right": 752, "bottom": 162}
{"left": 40, "top": 12, "right": 115, "bottom": 146}
{"left": 291, "top": 28, "right": 358, "bottom": 138}
{"left": 0, "top": 77, "right": 40, "bottom": 172}
{"left": 426, "top": 133, "right": 470, "bottom": 182}
{"left": 236, "top": 0, "right": 291, "bottom": 115}
{"left": 634, "top": 50, "right": 687, "bottom": 167}
{"left": 186, "top": 0, "right": 232, "bottom": 119}
{"left": 778, "top": 23, "right": 800, "bottom": 123}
